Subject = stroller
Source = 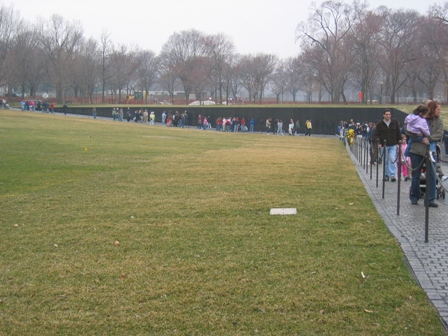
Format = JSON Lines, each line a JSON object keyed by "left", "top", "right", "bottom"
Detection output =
{"left": 419, "top": 144, "right": 446, "bottom": 200}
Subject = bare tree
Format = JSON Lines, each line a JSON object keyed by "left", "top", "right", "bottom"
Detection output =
{"left": 224, "top": 53, "right": 242, "bottom": 103}
{"left": 238, "top": 55, "right": 258, "bottom": 102}
{"left": 158, "top": 57, "right": 178, "bottom": 103}
{"left": 283, "top": 56, "right": 302, "bottom": 102}
{"left": 73, "top": 38, "right": 100, "bottom": 103}
{"left": 135, "top": 50, "right": 158, "bottom": 104}
{"left": 37, "top": 14, "right": 83, "bottom": 103}
{"left": 99, "top": 31, "right": 113, "bottom": 103}
{"left": 378, "top": 8, "right": 420, "bottom": 104}
{"left": 269, "top": 61, "right": 288, "bottom": 103}
{"left": 204, "top": 33, "right": 235, "bottom": 103}
{"left": 296, "top": 1, "right": 355, "bottom": 102}
{"left": 160, "top": 29, "right": 208, "bottom": 103}
{"left": 415, "top": 11, "right": 447, "bottom": 100}
{"left": 255, "top": 53, "right": 278, "bottom": 103}
{"left": 350, "top": 5, "right": 383, "bottom": 103}
{"left": 108, "top": 44, "right": 139, "bottom": 103}
{"left": 238, "top": 53, "right": 277, "bottom": 103}
{"left": 0, "top": 4, "right": 19, "bottom": 93}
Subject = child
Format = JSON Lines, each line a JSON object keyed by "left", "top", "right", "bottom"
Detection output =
{"left": 404, "top": 104, "right": 436, "bottom": 162}
{"left": 400, "top": 134, "right": 411, "bottom": 181}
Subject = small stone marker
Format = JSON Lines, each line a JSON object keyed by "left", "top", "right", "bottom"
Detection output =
{"left": 270, "top": 208, "right": 297, "bottom": 215}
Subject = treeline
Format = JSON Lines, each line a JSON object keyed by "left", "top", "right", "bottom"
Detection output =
{"left": 0, "top": 1, "right": 447, "bottom": 104}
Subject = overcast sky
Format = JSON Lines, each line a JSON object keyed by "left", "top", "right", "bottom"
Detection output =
{"left": 8, "top": 0, "right": 438, "bottom": 59}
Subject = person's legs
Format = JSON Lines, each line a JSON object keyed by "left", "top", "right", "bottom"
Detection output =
{"left": 402, "top": 159, "right": 408, "bottom": 179}
{"left": 386, "top": 146, "right": 397, "bottom": 178}
{"left": 409, "top": 152, "right": 423, "bottom": 204}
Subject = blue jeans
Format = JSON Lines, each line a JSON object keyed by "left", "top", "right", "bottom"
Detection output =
{"left": 383, "top": 145, "right": 397, "bottom": 177}
{"left": 409, "top": 152, "right": 436, "bottom": 204}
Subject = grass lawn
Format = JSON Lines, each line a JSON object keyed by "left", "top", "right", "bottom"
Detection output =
{"left": 0, "top": 110, "right": 445, "bottom": 335}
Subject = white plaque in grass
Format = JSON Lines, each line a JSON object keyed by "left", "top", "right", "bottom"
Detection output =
{"left": 270, "top": 208, "right": 297, "bottom": 215}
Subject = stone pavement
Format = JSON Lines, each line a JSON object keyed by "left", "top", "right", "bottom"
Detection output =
{"left": 347, "top": 144, "right": 448, "bottom": 329}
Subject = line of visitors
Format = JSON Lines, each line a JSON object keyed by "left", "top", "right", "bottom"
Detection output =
{"left": 265, "top": 118, "right": 304, "bottom": 135}
{"left": 354, "top": 103, "right": 445, "bottom": 208}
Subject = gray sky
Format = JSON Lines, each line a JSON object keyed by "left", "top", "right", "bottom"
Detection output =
{"left": 8, "top": 0, "right": 438, "bottom": 59}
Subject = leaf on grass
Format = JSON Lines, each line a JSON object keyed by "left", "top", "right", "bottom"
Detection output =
{"left": 364, "top": 309, "right": 374, "bottom": 313}
{"left": 114, "top": 240, "right": 120, "bottom": 246}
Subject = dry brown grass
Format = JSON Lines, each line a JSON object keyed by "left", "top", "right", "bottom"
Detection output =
{"left": 0, "top": 110, "right": 445, "bottom": 335}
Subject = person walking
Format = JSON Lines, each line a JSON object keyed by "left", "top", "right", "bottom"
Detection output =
{"left": 372, "top": 109, "right": 401, "bottom": 182}
{"left": 369, "top": 122, "right": 382, "bottom": 165}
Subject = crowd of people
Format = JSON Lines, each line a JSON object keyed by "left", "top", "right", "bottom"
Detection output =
{"left": 109, "top": 108, "right": 189, "bottom": 127}
{"left": 264, "top": 118, "right": 313, "bottom": 135}
{"left": 113, "top": 109, "right": 316, "bottom": 136}
{"left": 342, "top": 101, "right": 446, "bottom": 208}
{"left": 214, "top": 116, "right": 254, "bottom": 132}
{"left": 20, "top": 99, "right": 54, "bottom": 113}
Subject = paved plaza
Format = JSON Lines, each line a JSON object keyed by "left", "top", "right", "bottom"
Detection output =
{"left": 348, "top": 143, "right": 448, "bottom": 329}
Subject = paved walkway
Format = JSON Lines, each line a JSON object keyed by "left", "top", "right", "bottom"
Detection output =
{"left": 348, "top": 143, "right": 448, "bottom": 329}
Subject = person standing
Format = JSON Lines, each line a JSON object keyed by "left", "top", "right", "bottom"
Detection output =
{"left": 305, "top": 119, "right": 312, "bottom": 136}
{"left": 372, "top": 109, "right": 401, "bottom": 182}
{"left": 288, "top": 119, "right": 294, "bottom": 136}
{"left": 295, "top": 119, "right": 301, "bottom": 135}
{"left": 400, "top": 134, "right": 410, "bottom": 181}
{"left": 266, "top": 118, "right": 271, "bottom": 134}
{"left": 407, "top": 100, "right": 444, "bottom": 207}
{"left": 277, "top": 119, "right": 284, "bottom": 135}
{"left": 162, "top": 111, "right": 166, "bottom": 125}
{"left": 249, "top": 118, "right": 255, "bottom": 133}
{"left": 233, "top": 116, "right": 239, "bottom": 132}
{"left": 92, "top": 107, "right": 97, "bottom": 119}
{"left": 240, "top": 117, "right": 247, "bottom": 132}
{"left": 150, "top": 111, "right": 155, "bottom": 125}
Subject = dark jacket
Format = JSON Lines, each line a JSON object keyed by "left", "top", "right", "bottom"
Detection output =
{"left": 372, "top": 118, "right": 401, "bottom": 146}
